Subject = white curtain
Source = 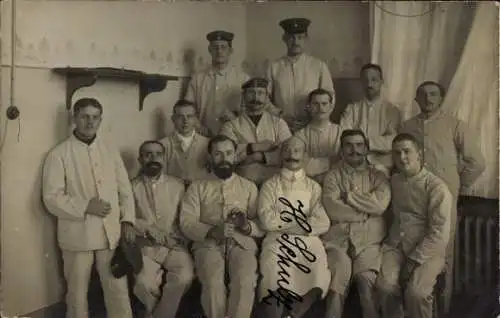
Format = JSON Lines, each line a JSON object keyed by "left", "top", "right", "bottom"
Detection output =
{"left": 371, "top": 1, "right": 498, "bottom": 199}
{"left": 439, "top": 2, "right": 499, "bottom": 199}
{"left": 370, "top": 1, "right": 476, "bottom": 119}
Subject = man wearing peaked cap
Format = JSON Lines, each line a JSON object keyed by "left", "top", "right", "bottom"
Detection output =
{"left": 206, "top": 30, "right": 234, "bottom": 43}
{"left": 219, "top": 76, "right": 292, "bottom": 186}
{"left": 279, "top": 17, "right": 311, "bottom": 34}
{"left": 241, "top": 77, "right": 268, "bottom": 90}
{"left": 266, "top": 17, "right": 335, "bottom": 133}
{"left": 184, "top": 29, "right": 250, "bottom": 138}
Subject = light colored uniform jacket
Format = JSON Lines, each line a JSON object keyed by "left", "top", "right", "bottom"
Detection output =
{"left": 179, "top": 173, "right": 264, "bottom": 251}
{"left": 160, "top": 132, "right": 212, "bottom": 183}
{"left": 219, "top": 111, "right": 292, "bottom": 184}
{"left": 266, "top": 54, "right": 335, "bottom": 130}
{"left": 185, "top": 65, "right": 250, "bottom": 136}
{"left": 258, "top": 168, "right": 331, "bottom": 300}
{"left": 387, "top": 168, "right": 453, "bottom": 264}
{"left": 42, "top": 134, "right": 135, "bottom": 251}
{"left": 322, "top": 161, "right": 390, "bottom": 261}
{"left": 294, "top": 122, "right": 342, "bottom": 181}
{"left": 399, "top": 111, "right": 486, "bottom": 200}
{"left": 340, "top": 98, "right": 402, "bottom": 172}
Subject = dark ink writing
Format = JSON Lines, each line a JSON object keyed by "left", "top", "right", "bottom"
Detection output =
{"left": 278, "top": 197, "right": 312, "bottom": 233}
{"left": 262, "top": 197, "right": 318, "bottom": 311}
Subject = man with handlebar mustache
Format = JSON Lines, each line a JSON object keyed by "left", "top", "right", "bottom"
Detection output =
{"left": 219, "top": 77, "right": 292, "bottom": 187}
{"left": 180, "top": 135, "right": 264, "bottom": 318}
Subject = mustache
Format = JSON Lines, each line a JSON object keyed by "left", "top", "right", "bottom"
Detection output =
{"left": 284, "top": 158, "right": 300, "bottom": 162}
{"left": 216, "top": 161, "right": 233, "bottom": 167}
{"left": 348, "top": 152, "right": 365, "bottom": 156}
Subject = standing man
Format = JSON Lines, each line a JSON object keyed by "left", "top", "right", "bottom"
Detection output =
{"left": 42, "top": 97, "right": 136, "bottom": 318}
{"left": 377, "top": 133, "right": 453, "bottom": 318}
{"left": 160, "top": 99, "right": 212, "bottom": 186}
{"left": 220, "top": 77, "right": 292, "bottom": 186}
{"left": 266, "top": 17, "right": 335, "bottom": 133}
{"left": 340, "top": 63, "right": 402, "bottom": 177}
{"left": 185, "top": 30, "right": 250, "bottom": 137}
{"left": 399, "top": 81, "right": 486, "bottom": 311}
{"left": 295, "top": 88, "right": 342, "bottom": 184}
{"left": 131, "top": 140, "right": 194, "bottom": 318}
{"left": 180, "top": 135, "right": 264, "bottom": 318}
{"left": 321, "top": 129, "right": 390, "bottom": 318}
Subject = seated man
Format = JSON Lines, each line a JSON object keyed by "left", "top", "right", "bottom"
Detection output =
{"left": 159, "top": 100, "right": 212, "bottom": 187}
{"left": 322, "top": 129, "right": 390, "bottom": 318}
{"left": 131, "top": 140, "right": 194, "bottom": 318}
{"left": 219, "top": 77, "right": 292, "bottom": 186}
{"left": 257, "top": 136, "right": 331, "bottom": 318}
{"left": 180, "top": 135, "right": 264, "bottom": 318}
{"left": 295, "top": 88, "right": 342, "bottom": 184}
{"left": 377, "top": 133, "right": 452, "bottom": 318}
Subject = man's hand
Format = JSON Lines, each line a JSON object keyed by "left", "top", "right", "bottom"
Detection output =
{"left": 121, "top": 222, "right": 136, "bottom": 244}
{"left": 207, "top": 223, "right": 235, "bottom": 244}
{"left": 85, "top": 197, "right": 111, "bottom": 217}
{"left": 147, "top": 226, "right": 166, "bottom": 245}
{"left": 228, "top": 210, "right": 251, "bottom": 234}
{"left": 252, "top": 140, "right": 278, "bottom": 153}
{"left": 220, "top": 110, "right": 237, "bottom": 122}
{"left": 339, "top": 191, "right": 348, "bottom": 203}
{"left": 400, "top": 258, "right": 419, "bottom": 287}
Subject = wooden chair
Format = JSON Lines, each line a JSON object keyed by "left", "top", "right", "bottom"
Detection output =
{"left": 432, "top": 270, "right": 447, "bottom": 318}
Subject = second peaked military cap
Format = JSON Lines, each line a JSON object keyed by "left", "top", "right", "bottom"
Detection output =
{"left": 242, "top": 77, "right": 268, "bottom": 90}
{"left": 206, "top": 30, "right": 234, "bottom": 43}
{"left": 279, "top": 18, "right": 311, "bottom": 34}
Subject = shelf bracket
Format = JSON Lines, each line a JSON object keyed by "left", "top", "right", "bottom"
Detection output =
{"left": 138, "top": 77, "right": 168, "bottom": 111}
{"left": 65, "top": 74, "right": 97, "bottom": 111}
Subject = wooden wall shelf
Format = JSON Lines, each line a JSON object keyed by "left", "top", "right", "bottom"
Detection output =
{"left": 52, "top": 67, "right": 179, "bottom": 111}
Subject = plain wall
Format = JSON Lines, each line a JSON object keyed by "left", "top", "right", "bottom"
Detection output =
{"left": 0, "top": 1, "right": 369, "bottom": 315}
{"left": 245, "top": 1, "right": 370, "bottom": 77}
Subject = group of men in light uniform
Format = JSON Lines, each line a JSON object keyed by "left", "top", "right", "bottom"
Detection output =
{"left": 42, "top": 16, "right": 485, "bottom": 318}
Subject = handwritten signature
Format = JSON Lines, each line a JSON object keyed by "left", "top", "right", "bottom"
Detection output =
{"left": 262, "top": 196, "right": 317, "bottom": 311}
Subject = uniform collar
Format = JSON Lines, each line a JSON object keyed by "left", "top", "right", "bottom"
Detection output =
{"left": 140, "top": 173, "right": 165, "bottom": 185}
{"left": 364, "top": 96, "right": 382, "bottom": 107}
{"left": 70, "top": 131, "right": 98, "bottom": 146}
{"left": 416, "top": 109, "right": 445, "bottom": 121}
{"left": 175, "top": 130, "right": 195, "bottom": 141}
{"left": 342, "top": 159, "right": 370, "bottom": 173}
{"left": 285, "top": 53, "right": 306, "bottom": 65}
{"left": 208, "top": 64, "right": 232, "bottom": 76}
{"left": 280, "top": 167, "right": 306, "bottom": 182}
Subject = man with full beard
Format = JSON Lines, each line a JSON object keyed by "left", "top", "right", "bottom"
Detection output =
{"left": 219, "top": 77, "right": 292, "bottom": 186}
{"left": 180, "top": 135, "right": 264, "bottom": 318}
{"left": 130, "top": 140, "right": 194, "bottom": 318}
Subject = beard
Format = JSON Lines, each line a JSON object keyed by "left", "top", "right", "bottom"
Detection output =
{"left": 213, "top": 161, "right": 235, "bottom": 180}
{"left": 142, "top": 161, "right": 163, "bottom": 177}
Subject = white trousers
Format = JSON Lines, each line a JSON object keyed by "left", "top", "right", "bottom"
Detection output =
{"left": 61, "top": 249, "right": 133, "bottom": 318}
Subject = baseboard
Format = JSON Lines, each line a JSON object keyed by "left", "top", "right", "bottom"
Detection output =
{"left": 25, "top": 301, "right": 65, "bottom": 318}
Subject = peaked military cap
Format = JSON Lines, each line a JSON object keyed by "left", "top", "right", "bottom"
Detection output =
{"left": 279, "top": 18, "right": 311, "bottom": 34}
{"left": 242, "top": 77, "right": 268, "bottom": 90}
{"left": 206, "top": 30, "right": 234, "bottom": 43}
